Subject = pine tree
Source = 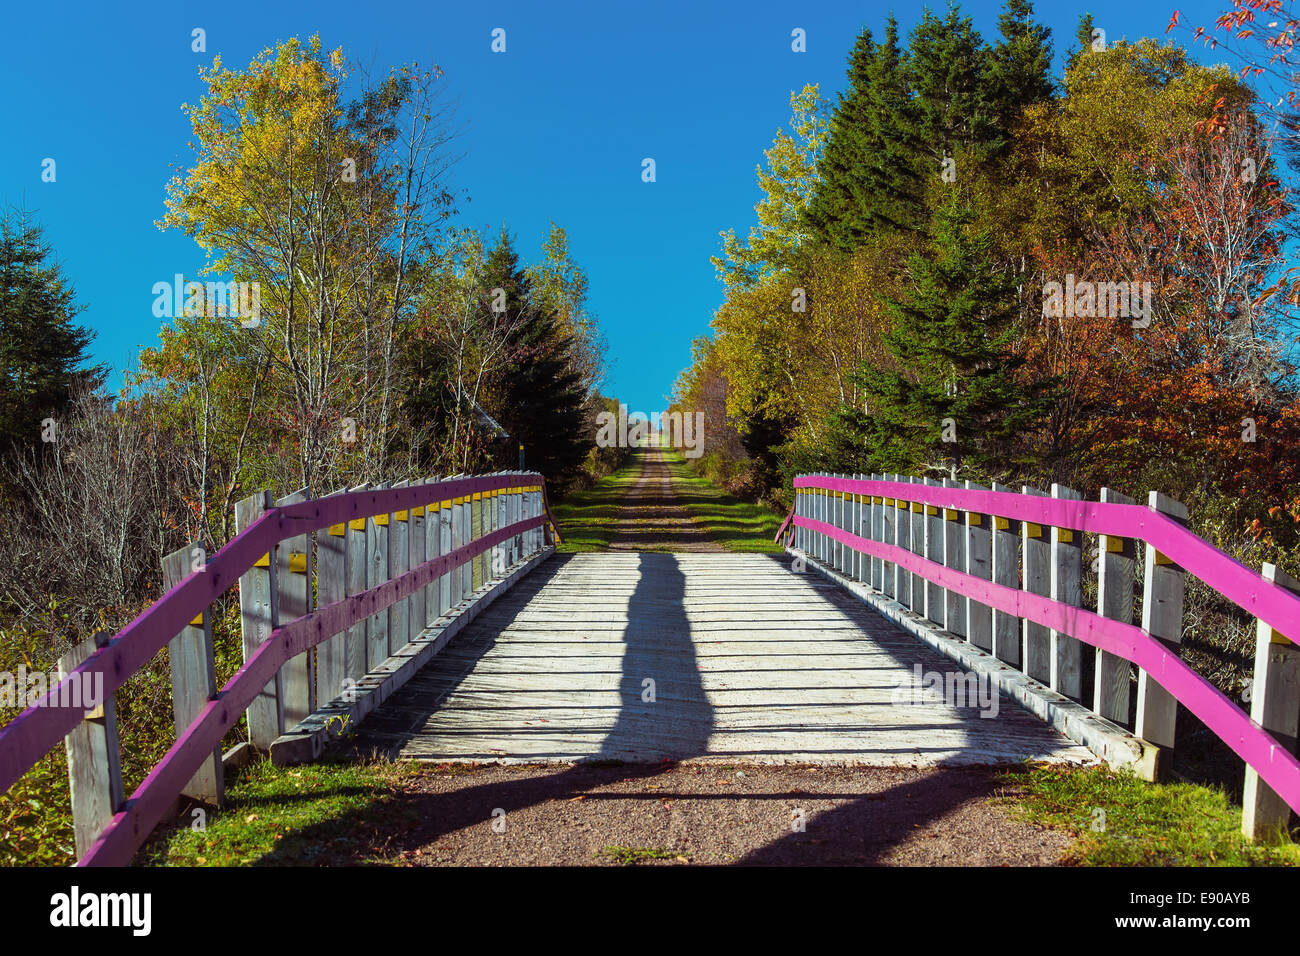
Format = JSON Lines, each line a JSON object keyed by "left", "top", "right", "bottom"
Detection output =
{"left": 0, "top": 209, "right": 105, "bottom": 466}
{"left": 857, "top": 16, "right": 927, "bottom": 236}
{"left": 482, "top": 230, "right": 589, "bottom": 493}
{"left": 802, "top": 27, "right": 876, "bottom": 251}
{"left": 847, "top": 194, "right": 1054, "bottom": 477}
{"left": 987, "top": 0, "right": 1054, "bottom": 146}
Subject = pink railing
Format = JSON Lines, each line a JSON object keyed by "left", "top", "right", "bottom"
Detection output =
{"left": 782, "top": 473, "right": 1300, "bottom": 834}
{"left": 0, "top": 473, "right": 559, "bottom": 865}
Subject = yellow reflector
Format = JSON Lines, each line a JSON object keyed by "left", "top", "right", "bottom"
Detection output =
{"left": 373, "top": 513, "right": 389, "bottom": 526}
{"left": 288, "top": 552, "right": 308, "bottom": 573}
{"left": 328, "top": 523, "right": 345, "bottom": 537}
{"left": 350, "top": 518, "right": 366, "bottom": 532}
{"left": 412, "top": 506, "right": 425, "bottom": 517}
{"left": 254, "top": 553, "right": 271, "bottom": 568}
{"left": 190, "top": 614, "right": 203, "bottom": 627}
{"left": 395, "top": 510, "right": 409, "bottom": 522}
{"left": 1024, "top": 522, "right": 1042, "bottom": 538}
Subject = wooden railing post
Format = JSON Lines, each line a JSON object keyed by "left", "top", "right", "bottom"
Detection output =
{"left": 345, "top": 483, "right": 370, "bottom": 681}
{"left": 161, "top": 540, "right": 223, "bottom": 804}
{"left": 1135, "top": 491, "right": 1189, "bottom": 759}
{"left": 275, "top": 488, "right": 315, "bottom": 726}
{"left": 1095, "top": 487, "right": 1136, "bottom": 724}
{"left": 410, "top": 483, "right": 427, "bottom": 639}
{"left": 390, "top": 480, "right": 411, "bottom": 654}
{"left": 366, "top": 482, "right": 390, "bottom": 668}
{"left": 909, "top": 478, "right": 926, "bottom": 612}
{"left": 923, "top": 477, "right": 944, "bottom": 625}
{"left": 471, "top": 487, "right": 484, "bottom": 591}
{"left": 457, "top": 483, "right": 472, "bottom": 603}
{"left": 316, "top": 488, "right": 348, "bottom": 705}
{"left": 1051, "top": 484, "right": 1084, "bottom": 701}
{"left": 439, "top": 487, "right": 454, "bottom": 613}
{"left": 424, "top": 478, "right": 442, "bottom": 628}
{"left": 991, "top": 481, "right": 1021, "bottom": 667}
{"left": 1242, "top": 563, "right": 1300, "bottom": 841}
{"left": 880, "top": 476, "right": 895, "bottom": 599}
{"left": 894, "top": 476, "right": 912, "bottom": 609}
{"left": 59, "top": 631, "right": 123, "bottom": 859}
{"left": 234, "top": 490, "right": 283, "bottom": 750}
{"left": 964, "top": 480, "right": 993, "bottom": 652}
{"left": 942, "top": 478, "right": 966, "bottom": 639}
{"left": 1021, "top": 484, "right": 1051, "bottom": 684}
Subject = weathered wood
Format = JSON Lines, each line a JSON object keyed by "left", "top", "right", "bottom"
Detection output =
{"left": 424, "top": 477, "right": 441, "bottom": 628}
{"left": 389, "top": 480, "right": 411, "bottom": 655}
{"left": 275, "top": 488, "right": 315, "bottom": 726}
{"left": 234, "top": 490, "right": 283, "bottom": 749}
{"left": 344, "top": 483, "right": 370, "bottom": 681}
{"left": 964, "top": 480, "right": 993, "bottom": 652}
{"left": 162, "top": 541, "right": 223, "bottom": 804}
{"left": 893, "top": 475, "right": 910, "bottom": 607}
{"left": 943, "top": 478, "right": 966, "bottom": 639}
{"left": 1050, "top": 484, "right": 1084, "bottom": 701}
{"left": 379, "top": 552, "right": 1096, "bottom": 768}
{"left": 410, "top": 482, "right": 427, "bottom": 640}
{"left": 1095, "top": 488, "right": 1136, "bottom": 724}
{"left": 59, "top": 631, "right": 123, "bottom": 859}
{"left": 909, "top": 478, "right": 926, "bottom": 612}
{"left": 881, "top": 475, "right": 897, "bottom": 600}
{"left": 316, "top": 488, "right": 348, "bottom": 705}
{"left": 991, "top": 481, "right": 1021, "bottom": 667}
{"left": 439, "top": 488, "right": 454, "bottom": 614}
{"left": 1243, "top": 563, "right": 1300, "bottom": 841}
{"left": 366, "top": 482, "right": 391, "bottom": 669}
{"left": 923, "top": 477, "right": 944, "bottom": 625}
{"left": 1135, "top": 491, "right": 1189, "bottom": 756}
{"left": 1021, "top": 485, "right": 1051, "bottom": 684}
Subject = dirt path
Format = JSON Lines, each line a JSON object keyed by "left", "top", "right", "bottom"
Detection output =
{"left": 605, "top": 445, "right": 723, "bottom": 552}
{"left": 321, "top": 761, "right": 1071, "bottom": 866}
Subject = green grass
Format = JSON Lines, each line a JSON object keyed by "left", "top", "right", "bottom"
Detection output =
{"left": 551, "top": 460, "right": 641, "bottom": 552}
{"left": 663, "top": 451, "right": 784, "bottom": 553}
{"left": 1000, "top": 763, "right": 1300, "bottom": 866}
{"left": 597, "top": 845, "right": 683, "bottom": 865}
{"left": 138, "top": 757, "right": 411, "bottom": 866}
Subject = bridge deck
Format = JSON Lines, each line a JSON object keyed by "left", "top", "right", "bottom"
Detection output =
{"left": 359, "top": 552, "right": 1096, "bottom": 766}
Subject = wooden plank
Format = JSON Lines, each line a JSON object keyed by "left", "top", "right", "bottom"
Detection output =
{"left": 162, "top": 541, "right": 223, "bottom": 804}
{"left": 275, "top": 488, "right": 315, "bottom": 727}
{"left": 965, "top": 480, "right": 993, "bottom": 652}
{"left": 424, "top": 477, "right": 441, "bottom": 628}
{"left": 909, "top": 478, "right": 926, "bottom": 612}
{"left": 1021, "top": 484, "right": 1050, "bottom": 684}
{"left": 893, "top": 475, "right": 910, "bottom": 607}
{"left": 439, "top": 484, "right": 454, "bottom": 614}
{"left": 1050, "top": 484, "right": 1084, "bottom": 701}
{"left": 880, "top": 475, "right": 895, "bottom": 598}
{"left": 59, "top": 631, "right": 123, "bottom": 859}
{"left": 923, "top": 477, "right": 944, "bottom": 625}
{"left": 345, "top": 483, "right": 370, "bottom": 681}
{"left": 1243, "top": 563, "right": 1300, "bottom": 841}
{"left": 1095, "top": 487, "right": 1136, "bottom": 724}
{"left": 410, "top": 480, "right": 427, "bottom": 640}
{"left": 316, "top": 487, "right": 348, "bottom": 705}
{"left": 367, "top": 482, "right": 391, "bottom": 669}
{"left": 234, "top": 490, "right": 283, "bottom": 749}
{"left": 389, "top": 480, "right": 411, "bottom": 655}
{"left": 943, "top": 478, "right": 966, "bottom": 638}
{"left": 1135, "top": 491, "right": 1189, "bottom": 754}
{"left": 991, "top": 481, "right": 1021, "bottom": 667}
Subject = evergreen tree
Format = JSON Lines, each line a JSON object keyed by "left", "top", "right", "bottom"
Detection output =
{"left": 987, "top": 0, "right": 1054, "bottom": 145}
{"left": 844, "top": 194, "right": 1054, "bottom": 477}
{"left": 802, "top": 27, "right": 877, "bottom": 250}
{"left": 482, "top": 230, "right": 589, "bottom": 493}
{"left": 0, "top": 209, "right": 105, "bottom": 467}
{"left": 857, "top": 16, "right": 927, "bottom": 236}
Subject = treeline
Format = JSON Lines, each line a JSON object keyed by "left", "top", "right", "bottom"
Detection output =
{"left": 0, "top": 36, "right": 618, "bottom": 637}
{"left": 673, "top": 2, "right": 1300, "bottom": 569}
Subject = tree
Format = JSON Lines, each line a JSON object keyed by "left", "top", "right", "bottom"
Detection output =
{"left": 482, "top": 230, "right": 589, "bottom": 491}
{"left": 0, "top": 208, "right": 105, "bottom": 485}
{"left": 987, "top": 0, "right": 1055, "bottom": 143}
{"left": 849, "top": 194, "right": 1054, "bottom": 477}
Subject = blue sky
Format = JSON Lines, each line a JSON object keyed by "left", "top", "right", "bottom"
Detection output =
{"left": 0, "top": 0, "right": 1234, "bottom": 414}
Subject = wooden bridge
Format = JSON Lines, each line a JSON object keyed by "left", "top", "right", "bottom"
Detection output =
{"left": 1, "top": 461, "right": 1298, "bottom": 865}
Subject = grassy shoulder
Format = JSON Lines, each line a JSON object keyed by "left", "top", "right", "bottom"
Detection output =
{"left": 138, "top": 757, "right": 414, "bottom": 866}
{"left": 550, "top": 460, "right": 640, "bottom": 552}
{"left": 663, "top": 451, "right": 784, "bottom": 553}
{"left": 999, "top": 763, "right": 1300, "bottom": 866}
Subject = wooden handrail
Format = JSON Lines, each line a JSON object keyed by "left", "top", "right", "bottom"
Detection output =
{"left": 0, "top": 471, "right": 562, "bottom": 865}
{"left": 789, "top": 474, "right": 1300, "bottom": 823}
